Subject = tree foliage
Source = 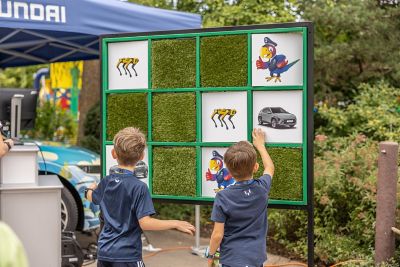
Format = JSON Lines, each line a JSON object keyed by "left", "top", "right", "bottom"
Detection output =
{"left": 130, "top": 0, "right": 298, "bottom": 27}
{"left": 300, "top": 0, "right": 400, "bottom": 101}
{"left": 0, "top": 65, "right": 47, "bottom": 88}
{"left": 80, "top": 102, "right": 101, "bottom": 153}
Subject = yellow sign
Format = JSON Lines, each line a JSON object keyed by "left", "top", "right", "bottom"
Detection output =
{"left": 50, "top": 61, "right": 83, "bottom": 89}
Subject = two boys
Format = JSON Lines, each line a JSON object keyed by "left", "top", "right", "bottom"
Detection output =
{"left": 87, "top": 127, "right": 273, "bottom": 267}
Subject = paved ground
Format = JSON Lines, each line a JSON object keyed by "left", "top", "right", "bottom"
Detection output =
{"left": 78, "top": 230, "right": 304, "bottom": 267}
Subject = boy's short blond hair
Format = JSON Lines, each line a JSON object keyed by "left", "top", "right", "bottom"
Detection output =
{"left": 224, "top": 141, "right": 257, "bottom": 180}
{"left": 113, "top": 127, "right": 146, "bottom": 166}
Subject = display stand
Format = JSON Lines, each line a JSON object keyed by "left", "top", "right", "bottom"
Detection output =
{"left": 101, "top": 23, "right": 314, "bottom": 266}
{"left": 0, "top": 144, "right": 62, "bottom": 267}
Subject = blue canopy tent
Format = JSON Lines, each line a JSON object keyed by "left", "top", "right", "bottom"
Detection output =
{"left": 0, "top": 0, "right": 201, "bottom": 68}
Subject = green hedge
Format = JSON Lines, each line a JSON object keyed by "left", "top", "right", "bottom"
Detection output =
{"left": 152, "top": 147, "right": 196, "bottom": 196}
{"left": 200, "top": 35, "right": 248, "bottom": 87}
{"left": 106, "top": 93, "right": 148, "bottom": 140}
{"left": 152, "top": 39, "right": 196, "bottom": 89}
{"left": 152, "top": 93, "right": 196, "bottom": 142}
{"left": 255, "top": 147, "right": 303, "bottom": 200}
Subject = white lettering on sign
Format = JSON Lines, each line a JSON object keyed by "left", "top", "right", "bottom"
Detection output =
{"left": 30, "top": 3, "right": 44, "bottom": 21}
{"left": 0, "top": 1, "right": 67, "bottom": 23}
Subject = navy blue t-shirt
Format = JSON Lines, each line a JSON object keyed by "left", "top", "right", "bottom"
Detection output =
{"left": 92, "top": 172, "right": 155, "bottom": 262}
{"left": 211, "top": 174, "right": 272, "bottom": 267}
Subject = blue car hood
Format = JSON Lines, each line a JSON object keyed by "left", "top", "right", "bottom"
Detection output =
{"left": 37, "top": 143, "right": 100, "bottom": 166}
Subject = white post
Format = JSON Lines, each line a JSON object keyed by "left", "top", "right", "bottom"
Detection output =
{"left": 191, "top": 204, "right": 206, "bottom": 256}
{"left": 195, "top": 204, "right": 200, "bottom": 249}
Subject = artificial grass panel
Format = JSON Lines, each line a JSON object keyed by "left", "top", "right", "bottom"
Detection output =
{"left": 200, "top": 35, "right": 248, "bottom": 87}
{"left": 254, "top": 147, "right": 303, "bottom": 201}
{"left": 152, "top": 93, "right": 196, "bottom": 142}
{"left": 106, "top": 93, "right": 148, "bottom": 140}
{"left": 152, "top": 39, "right": 196, "bottom": 89}
{"left": 152, "top": 147, "right": 197, "bottom": 196}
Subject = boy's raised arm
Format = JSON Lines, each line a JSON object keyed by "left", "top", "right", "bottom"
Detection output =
{"left": 252, "top": 128, "right": 275, "bottom": 178}
{"left": 139, "top": 216, "right": 195, "bottom": 235}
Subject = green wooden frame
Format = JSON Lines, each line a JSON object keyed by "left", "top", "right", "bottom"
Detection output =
{"left": 100, "top": 24, "right": 312, "bottom": 206}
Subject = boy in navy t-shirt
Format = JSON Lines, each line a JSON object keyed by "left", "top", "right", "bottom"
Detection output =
{"left": 206, "top": 128, "right": 274, "bottom": 267}
{"left": 86, "top": 127, "right": 195, "bottom": 267}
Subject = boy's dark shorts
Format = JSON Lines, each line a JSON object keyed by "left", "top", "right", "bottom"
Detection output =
{"left": 97, "top": 260, "right": 145, "bottom": 267}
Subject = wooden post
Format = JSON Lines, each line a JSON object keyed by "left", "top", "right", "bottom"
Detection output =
{"left": 375, "top": 141, "right": 399, "bottom": 265}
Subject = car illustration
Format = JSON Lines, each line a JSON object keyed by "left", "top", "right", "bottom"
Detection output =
{"left": 35, "top": 141, "right": 101, "bottom": 232}
{"left": 258, "top": 107, "right": 297, "bottom": 128}
{"left": 109, "top": 160, "right": 148, "bottom": 179}
{"left": 135, "top": 160, "right": 148, "bottom": 179}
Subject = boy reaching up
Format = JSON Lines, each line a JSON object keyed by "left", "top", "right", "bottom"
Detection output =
{"left": 86, "top": 127, "right": 195, "bottom": 267}
{"left": 206, "top": 128, "right": 274, "bottom": 267}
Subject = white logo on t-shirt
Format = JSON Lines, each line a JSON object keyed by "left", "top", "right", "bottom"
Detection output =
{"left": 244, "top": 189, "right": 252, "bottom": 196}
{"left": 115, "top": 179, "right": 120, "bottom": 183}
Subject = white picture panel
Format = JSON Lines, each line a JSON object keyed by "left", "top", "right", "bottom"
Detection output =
{"left": 252, "top": 33, "right": 303, "bottom": 86}
{"left": 201, "top": 147, "right": 235, "bottom": 198}
{"left": 105, "top": 145, "right": 149, "bottom": 186}
{"left": 202, "top": 91, "right": 247, "bottom": 142}
{"left": 108, "top": 41, "right": 148, "bottom": 90}
{"left": 253, "top": 91, "right": 303, "bottom": 143}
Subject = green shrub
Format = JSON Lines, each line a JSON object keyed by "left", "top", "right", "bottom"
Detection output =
{"left": 28, "top": 101, "right": 77, "bottom": 144}
{"left": 152, "top": 146, "right": 196, "bottom": 196}
{"left": 80, "top": 102, "right": 100, "bottom": 153}
{"left": 268, "top": 135, "right": 383, "bottom": 265}
{"left": 152, "top": 93, "right": 196, "bottom": 142}
{"left": 152, "top": 39, "right": 196, "bottom": 88}
{"left": 106, "top": 93, "right": 147, "bottom": 140}
{"left": 200, "top": 35, "right": 248, "bottom": 87}
{"left": 254, "top": 147, "right": 303, "bottom": 201}
{"left": 316, "top": 82, "right": 400, "bottom": 142}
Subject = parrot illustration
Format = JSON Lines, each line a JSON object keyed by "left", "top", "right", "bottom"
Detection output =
{"left": 205, "top": 150, "right": 235, "bottom": 192}
{"left": 256, "top": 37, "right": 299, "bottom": 82}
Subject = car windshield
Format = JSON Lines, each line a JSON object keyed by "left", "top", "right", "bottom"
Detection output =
{"left": 271, "top": 107, "right": 288, "bottom": 113}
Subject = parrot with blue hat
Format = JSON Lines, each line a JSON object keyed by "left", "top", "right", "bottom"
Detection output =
{"left": 256, "top": 36, "right": 300, "bottom": 82}
{"left": 206, "top": 150, "right": 235, "bottom": 192}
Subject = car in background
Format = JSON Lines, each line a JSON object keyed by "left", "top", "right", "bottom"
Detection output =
{"left": 35, "top": 141, "right": 101, "bottom": 231}
{"left": 258, "top": 107, "right": 297, "bottom": 128}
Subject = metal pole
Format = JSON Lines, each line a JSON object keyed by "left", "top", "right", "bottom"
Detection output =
{"left": 191, "top": 204, "right": 206, "bottom": 256}
{"left": 195, "top": 204, "right": 200, "bottom": 249}
{"left": 375, "top": 142, "right": 399, "bottom": 265}
{"left": 307, "top": 205, "right": 314, "bottom": 266}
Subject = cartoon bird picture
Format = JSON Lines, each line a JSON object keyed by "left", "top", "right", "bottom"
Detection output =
{"left": 256, "top": 37, "right": 299, "bottom": 82}
{"left": 211, "top": 109, "right": 237, "bottom": 130}
{"left": 205, "top": 150, "right": 235, "bottom": 192}
{"left": 116, "top": 57, "right": 139, "bottom": 77}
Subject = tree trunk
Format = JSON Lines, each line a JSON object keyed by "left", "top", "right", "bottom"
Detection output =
{"left": 78, "top": 59, "right": 100, "bottom": 145}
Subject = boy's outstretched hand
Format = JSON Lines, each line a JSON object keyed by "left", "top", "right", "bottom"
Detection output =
{"left": 174, "top": 220, "right": 196, "bottom": 235}
{"left": 252, "top": 128, "right": 266, "bottom": 150}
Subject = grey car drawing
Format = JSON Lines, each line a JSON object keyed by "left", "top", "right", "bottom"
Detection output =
{"left": 134, "top": 160, "right": 148, "bottom": 179}
{"left": 109, "top": 160, "right": 148, "bottom": 179}
{"left": 258, "top": 107, "right": 297, "bottom": 128}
